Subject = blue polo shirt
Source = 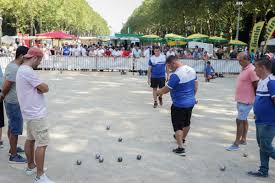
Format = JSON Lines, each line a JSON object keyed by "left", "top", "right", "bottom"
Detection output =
{"left": 167, "top": 65, "right": 197, "bottom": 108}
{"left": 63, "top": 47, "right": 70, "bottom": 56}
{"left": 205, "top": 65, "right": 213, "bottom": 76}
{"left": 148, "top": 55, "right": 166, "bottom": 78}
{"left": 254, "top": 74, "right": 275, "bottom": 126}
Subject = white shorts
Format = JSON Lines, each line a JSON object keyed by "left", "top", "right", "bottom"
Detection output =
{"left": 26, "top": 118, "right": 50, "bottom": 147}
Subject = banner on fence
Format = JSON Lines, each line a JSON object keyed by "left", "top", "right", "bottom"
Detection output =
{"left": 249, "top": 21, "right": 265, "bottom": 53}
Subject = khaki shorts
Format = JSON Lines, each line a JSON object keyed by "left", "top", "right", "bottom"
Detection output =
{"left": 26, "top": 118, "right": 50, "bottom": 147}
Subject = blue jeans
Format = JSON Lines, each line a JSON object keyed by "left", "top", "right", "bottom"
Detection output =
{"left": 256, "top": 124, "right": 275, "bottom": 174}
{"left": 4, "top": 102, "right": 23, "bottom": 135}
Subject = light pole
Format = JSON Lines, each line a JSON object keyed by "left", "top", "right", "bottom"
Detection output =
{"left": 235, "top": 1, "right": 243, "bottom": 40}
{"left": 0, "top": 16, "right": 3, "bottom": 45}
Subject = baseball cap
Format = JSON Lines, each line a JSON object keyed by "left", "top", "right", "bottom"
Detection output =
{"left": 23, "top": 48, "right": 44, "bottom": 59}
{"left": 265, "top": 53, "right": 274, "bottom": 61}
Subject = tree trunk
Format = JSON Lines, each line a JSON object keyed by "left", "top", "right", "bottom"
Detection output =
{"left": 38, "top": 18, "right": 43, "bottom": 34}
{"left": 252, "top": 13, "right": 257, "bottom": 25}
{"left": 30, "top": 18, "right": 33, "bottom": 36}
{"left": 15, "top": 17, "right": 20, "bottom": 34}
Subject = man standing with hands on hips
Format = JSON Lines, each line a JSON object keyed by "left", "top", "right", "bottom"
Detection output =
{"left": 156, "top": 55, "right": 198, "bottom": 155}
{"left": 16, "top": 48, "right": 55, "bottom": 183}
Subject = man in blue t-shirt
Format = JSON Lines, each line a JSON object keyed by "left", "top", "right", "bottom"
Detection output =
{"left": 248, "top": 59, "right": 275, "bottom": 178}
{"left": 204, "top": 61, "right": 215, "bottom": 82}
{"left": 63, "top": 44, "right": 71, "bottom": 56}
{"left": 156, "top": 56, "right": 198, "bottom": 155}
{"left": 147, "top": 46, "right": 169, "bottom": 108}
{"left": 250, "top": 49, "right": 255, "bottom": 64}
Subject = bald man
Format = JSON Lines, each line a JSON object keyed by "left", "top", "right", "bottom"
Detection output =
{"left": 227, "top": 52, "right": 259, "bottom": 151}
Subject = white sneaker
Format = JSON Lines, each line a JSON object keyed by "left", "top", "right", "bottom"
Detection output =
{"left": 34, "top": 173, "right": 54, "bottom": 183}
{"left": 25, "top": 166, "right": 48, "bottom": 176}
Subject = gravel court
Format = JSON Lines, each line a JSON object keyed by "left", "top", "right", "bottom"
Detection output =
{"left": 0, "top": 71, "right": 274, "bottom": 183}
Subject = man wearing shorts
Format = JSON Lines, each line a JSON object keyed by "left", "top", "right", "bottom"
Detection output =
{"left": 16, "top": 48, "right": 54, "bottom": 183}
{"left": 148, "top": 46, "right": 169, "bottom": 108}
{"left": 227, "top": 52, "right": 259, "bottom": 151}
{"left": 1, "top": 46, "right": 29, "bottom": 163}
{"left": 157, "top": 56, "right": 198, "bottom": 155}
{"left": 204, "top": 61, "right": 215, "bottom": 82}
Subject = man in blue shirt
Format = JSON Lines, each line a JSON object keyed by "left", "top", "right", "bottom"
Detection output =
{"left": 204, "top": 61, "right": 215, "bottom": 82}
{"left": 63, "top": 44, "right": 71, "bottom": 56}
{"left": 148, "top": 46, "right": 169, "bottom": 108}
{"left": 156, "top": 55, "right": 198, "bottom": 155}
{"left": 250, "top": 49, "right": 255, "bottom": 64}
{"left": 248, "top": 58, "right": 275, "bottom": 178}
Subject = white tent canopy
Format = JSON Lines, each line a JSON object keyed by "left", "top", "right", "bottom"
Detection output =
{"left": 1, "top": 35, "right": 17, "bottom": 44}
{"left": 267, "top": 38, "right": 275, "bottom": 46}
{"left": 188, "top": 41, "right": 214, "bottom": 56}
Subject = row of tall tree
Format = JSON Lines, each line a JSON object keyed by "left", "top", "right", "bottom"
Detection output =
{"left": 121, "top": 0, "right": 275, "bottom": 42}
{"left": 0, "top": 0, "right": 110, "bottom": 36}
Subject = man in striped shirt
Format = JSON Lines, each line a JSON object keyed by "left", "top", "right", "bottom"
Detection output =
{"left": 248, "top": 58, "right": 275, "bottom": 178}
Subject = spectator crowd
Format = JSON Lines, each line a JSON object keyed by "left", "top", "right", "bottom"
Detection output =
{"left": 1, "top": 43, "right": 275, "bottom": 62}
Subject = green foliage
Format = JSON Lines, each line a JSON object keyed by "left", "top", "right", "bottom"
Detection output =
{"left": 0, "top": 0, "right": 110, "bottom": 36}
{"left": 121, "top": 0, "right": 275, "bottom": 39}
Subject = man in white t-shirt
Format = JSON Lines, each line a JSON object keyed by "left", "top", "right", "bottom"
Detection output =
{"left": 112, "top": 47, "right": 121, "bottom": 57}
{"left": 81, "top": 45, "right": 87, "bottom": 56}
{"left": 143, "top": 47, "right": 151, "bottom": 60}
{"left": 166, "top": 48, "right": 176, "bottom": 57}
{"left": 75, "top": 45, "right": 82, "bottom": 57}
{"left": 88, "top": 47, "right": 97, "bottom": 57}
{"left": 132, "top": 45, "right": 142, "bottom": 58}
{"left": 16, "top": 48, "right": 54, "bottom": 183}
{"left": 71, "top": 45, "right": 77, "bottom": 57}
{"left": 97, "top": 46, "right": 105, "bottom": 57}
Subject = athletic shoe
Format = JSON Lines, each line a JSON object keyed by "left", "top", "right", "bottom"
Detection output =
{"left": 173, "top": 134, "right": 186, "bottom": 144}
{"left": 240, "top": 141, "right": 247, "bottom": 145}
{"left": 158, "top": 97, "right": 163, "bottom": 106}
{"left": 172, "top": 147, "right": 185, "bottom": 156}
{"left": 0, "top": 141, "right": 3, "bottom": 149}
{"left": 9, "top": 146, "right": 25, "bottom": 155}
{"left": 153, "top": 101, "right": 158, "bottom": 108}
{"left": 248, "top": 170, "right": 268, "bottom": 178}
{"left": 9, "top": 154, "right": 27, "bottom": 164}
{"left": 34, "top": 174, "right": 55, "bottom": 183}
{"left": 226, "top": 144, "right": 239, "bottom": 151}
{"left": 25, "top": 166, "right": 48, "bottom": 176}
{"left": 16, "top": 147, "right": 24, "bottom": 153}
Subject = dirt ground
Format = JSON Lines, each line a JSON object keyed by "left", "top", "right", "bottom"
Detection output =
{"left": 0, "top": 71, "right": 274, "bottom": 183}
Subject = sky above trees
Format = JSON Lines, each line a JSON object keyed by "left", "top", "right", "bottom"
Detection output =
{"left": 87, "top": 0, "right": 144, "bottom": 34}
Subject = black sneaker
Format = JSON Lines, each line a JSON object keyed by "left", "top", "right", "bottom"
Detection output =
{"left": 172, "top": 147, "right": 185, "bottom": 156}
{"left": 153, "top": 101, "right": 158, "bottom": 108}
{"left": 0, "top": 141, "right": 3, "bottom": 149}
{"left": 158, "top": 97, "right": 163, "bottom": 106}
{"left": 173, "top": 134, "right": 186, "bottom": 144}
{"left": 9, "top": 154, "right": 27, "bottom": 164}
{"left": 248, "top": 170, "right": 268, "bottom": 178}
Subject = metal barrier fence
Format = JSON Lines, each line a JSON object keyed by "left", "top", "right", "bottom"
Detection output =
{"left": 0, "top": 56, "right": 241, "bottom": 73}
